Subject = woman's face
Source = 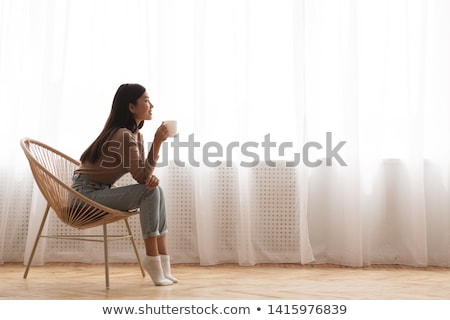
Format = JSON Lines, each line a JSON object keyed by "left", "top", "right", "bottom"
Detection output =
{"left": 129, "top": 91, "right": 153, "bottom": 123}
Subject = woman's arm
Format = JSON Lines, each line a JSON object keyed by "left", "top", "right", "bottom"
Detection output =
{"left": 144, "top": 123, "right": 169, "bottom": 188}
{"left": 147, "top": 122, "right": 169, "bottom": 168}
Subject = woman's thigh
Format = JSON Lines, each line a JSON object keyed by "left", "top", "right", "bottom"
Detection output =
{"left": 87, "top": 184, "right": 152, "bottom": 211}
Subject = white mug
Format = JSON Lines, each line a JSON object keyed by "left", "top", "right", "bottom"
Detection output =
{"left": 164, "top": 120, "right": 178, "bottom": 137}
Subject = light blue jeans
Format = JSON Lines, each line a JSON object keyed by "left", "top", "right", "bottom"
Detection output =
{"left": 71, "top": 173, "right": 168, "bottom": 238}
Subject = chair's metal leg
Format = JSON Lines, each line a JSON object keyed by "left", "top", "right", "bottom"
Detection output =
{"left": 124, "top": 219, "right": 145, "bottom": 277}
{"left": 24, "top": 203, "right": 51, "bottom": 279}
{"left": 103, "top": 223, "right": 110, "bottom": 289}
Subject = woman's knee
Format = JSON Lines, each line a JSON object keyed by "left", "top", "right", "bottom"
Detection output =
{"left": 142, "top": 185, "right": 162, "bottom": 202}
{"left": 156, "top": 185, "right": 166, "bottom": 200}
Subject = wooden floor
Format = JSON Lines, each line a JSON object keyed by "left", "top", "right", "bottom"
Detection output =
{"left": 1, "top": 262, "right": 450, "bottom": 300}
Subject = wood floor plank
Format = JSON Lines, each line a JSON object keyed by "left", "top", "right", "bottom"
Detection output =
{"left": 1, "top": 263, "right": 449, "bottom": 300}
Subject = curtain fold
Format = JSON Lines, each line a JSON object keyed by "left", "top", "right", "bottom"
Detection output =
{"left": 1, "top": 0, "right": 449, "bottom": 267}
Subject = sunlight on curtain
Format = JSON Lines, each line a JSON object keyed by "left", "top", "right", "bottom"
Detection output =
{"left": 0, "top": 0, "right": 449, "bottom": 267}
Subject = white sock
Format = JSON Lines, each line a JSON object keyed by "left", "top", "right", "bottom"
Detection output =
{"left": 142, "top": 255, "right": 173, "bottom": 286}
{"left": 160, "top": 255, "right": 178, "bottom": 283}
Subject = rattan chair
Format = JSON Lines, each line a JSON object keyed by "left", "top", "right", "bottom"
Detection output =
{"left": 20, "top": 137, "right": 145, "bottom": 289}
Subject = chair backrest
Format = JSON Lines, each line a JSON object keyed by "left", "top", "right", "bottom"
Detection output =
{"left": 20, "top": 138, "right": 130, "bottom": 229}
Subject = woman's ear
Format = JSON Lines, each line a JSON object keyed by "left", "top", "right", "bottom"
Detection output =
{"left": 128, "top": 102, "right": 136, "bottom": 114}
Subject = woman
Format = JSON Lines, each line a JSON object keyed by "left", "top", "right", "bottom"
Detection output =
{"left": 72, "top": 83, "right": 176, "bottom": 286}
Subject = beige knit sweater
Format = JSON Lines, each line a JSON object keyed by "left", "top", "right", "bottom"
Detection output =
{"left": 74, "top": 128, "right": 157, "bottom": 185}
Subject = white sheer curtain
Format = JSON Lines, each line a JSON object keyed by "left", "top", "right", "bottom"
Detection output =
{"left": 0, "top": 0, "right": 449, "bottom": 267}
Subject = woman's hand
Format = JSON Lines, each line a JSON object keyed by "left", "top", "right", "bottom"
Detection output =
{"left": 154, "top": 122, "right": 170, "bottom": 144}
{"left": 145, "top": 175, "right": 160, "bottom": 189}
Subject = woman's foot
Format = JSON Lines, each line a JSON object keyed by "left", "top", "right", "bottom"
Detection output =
{"left": 142, "top": 255, "right": 173, "bottom": 286}
{"left": 160, "top": 255, "right": 178, "bottom": 283}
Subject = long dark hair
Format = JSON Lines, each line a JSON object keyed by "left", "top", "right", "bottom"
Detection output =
{"left": 80, "top": 83, "right": 146, "bottom": 163}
